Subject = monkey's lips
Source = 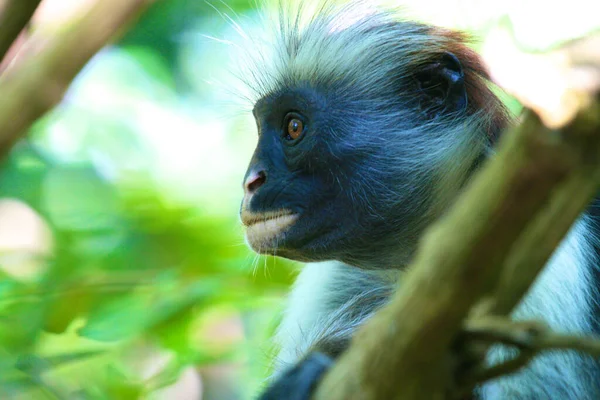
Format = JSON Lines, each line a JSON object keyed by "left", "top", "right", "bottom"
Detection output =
{"left": 241, "top": 210, "right": 298, "bottom": 250}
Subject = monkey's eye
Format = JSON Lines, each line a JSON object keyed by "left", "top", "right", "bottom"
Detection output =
{"left": 284, "top": 114, "right": 305, "bottom": 141}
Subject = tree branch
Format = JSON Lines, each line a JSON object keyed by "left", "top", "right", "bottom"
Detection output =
{"left": 0, "top": 0, "right": 156, "bottom": 158}
{"left": 312, "top": 95, "right": 600, "bottom": 400}
{"left": 476, "top": 100, "right": 600, "bottom": 319}
{"left": 0, "top": 0, "right": 42, "bottom": 65}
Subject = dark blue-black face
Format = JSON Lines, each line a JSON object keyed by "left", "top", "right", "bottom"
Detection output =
{"left": 241, "top": 85, "right": 353, "bottom": 262}
{"left": 240, "top": 84, "right": 428, "bottom": 266}
{"left": 240, "top": 52, "right": 472, "bottom": 268}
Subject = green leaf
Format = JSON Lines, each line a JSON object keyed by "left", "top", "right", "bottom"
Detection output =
{"left": 42, "top": 166, "right": 121, "bottom": 234}
{"left": 79, "top": 277, "right": 220, "bottom": 342}
{"left": 15, "top": 350, "right": 105, "bottom": 375}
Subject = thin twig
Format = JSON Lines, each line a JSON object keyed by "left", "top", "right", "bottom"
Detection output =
{"left": 460, "top": 350, "right": 535, "bottom": 392}
{"left": 463, "top": 317, "right": 547, "bottom": 348}
{"left": 459, "top": 316, "right": 600, "bottom": 390}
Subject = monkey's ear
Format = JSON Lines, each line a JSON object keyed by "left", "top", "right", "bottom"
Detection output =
{"left": 414, "top": 52, "right": 467, "bottom": 117}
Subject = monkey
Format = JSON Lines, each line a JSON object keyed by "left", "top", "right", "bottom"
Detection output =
{"left": 237, "top": 2, "right": 600, "bottom": 399}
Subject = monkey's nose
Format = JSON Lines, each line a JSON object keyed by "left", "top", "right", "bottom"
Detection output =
{"left": 244, "top": 170, "right": 267, "bottom": 194}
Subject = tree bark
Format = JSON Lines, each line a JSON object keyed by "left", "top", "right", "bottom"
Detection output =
{"left": 0, "top": 0, "right": 42, "bottom": 65}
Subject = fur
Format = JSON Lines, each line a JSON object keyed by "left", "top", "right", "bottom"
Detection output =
{"left": 275, "top": 219, "right": 600, "bottom": 398}
{"left": 238, "top": 1, "right": 600, "bottom": 398}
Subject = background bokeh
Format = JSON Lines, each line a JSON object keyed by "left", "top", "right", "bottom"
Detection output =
{"left": 0, "top": 0, "right": 597, "bottom": 399}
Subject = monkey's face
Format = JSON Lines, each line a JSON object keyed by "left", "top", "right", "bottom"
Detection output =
{"left": 237, "top": 7, "right": 503, "bottom": 269}
{"left": 239, "top": 85, "right": 436, "bottom": 268}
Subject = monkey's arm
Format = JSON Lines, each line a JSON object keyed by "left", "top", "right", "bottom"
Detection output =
{"left": 259, "top": 353, "right": 334, "bottom": 400}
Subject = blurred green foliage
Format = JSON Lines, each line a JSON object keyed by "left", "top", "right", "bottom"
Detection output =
{"left": 0, "top": 1, "right": 296, "bottom": 399}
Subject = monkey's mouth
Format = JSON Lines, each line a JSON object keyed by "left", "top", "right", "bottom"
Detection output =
{"left": 241, "top": 210, "right": 298, "bottom": 250}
